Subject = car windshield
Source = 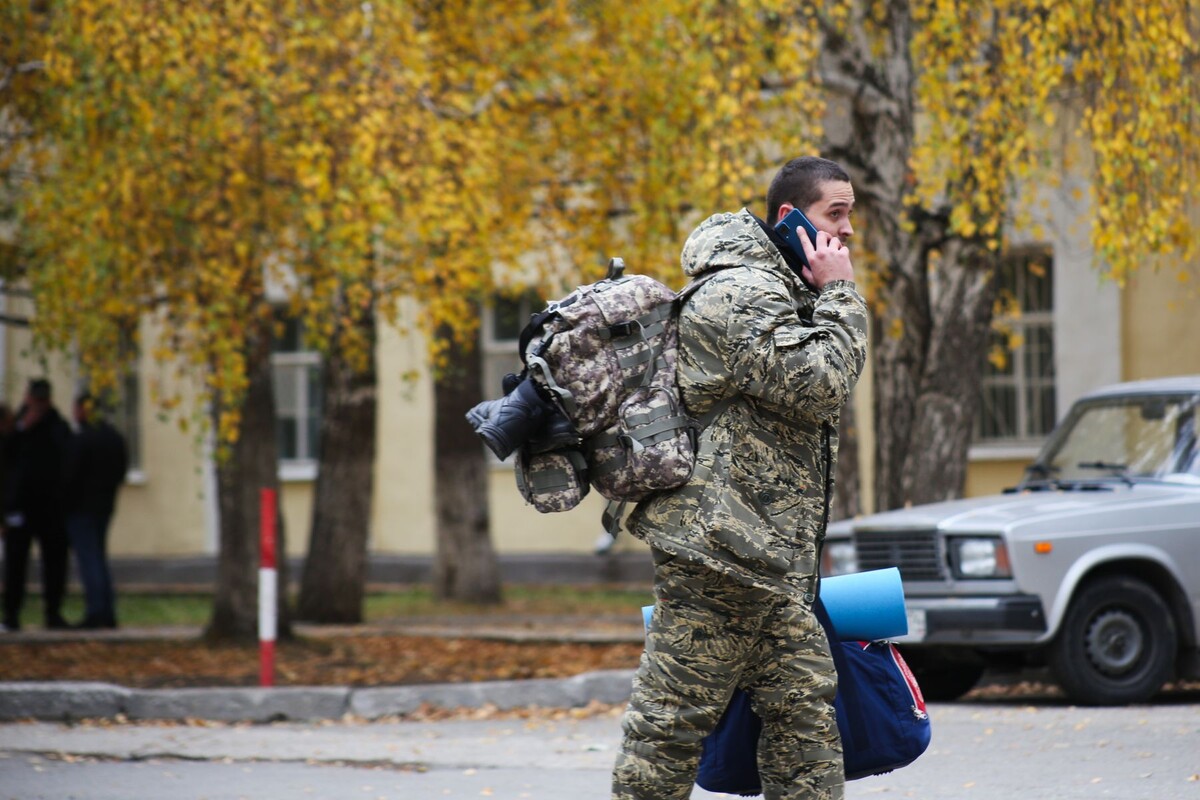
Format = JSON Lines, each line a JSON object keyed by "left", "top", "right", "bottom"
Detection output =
{"left": 1031, "top": 394, "right": 1200, "bottom": 484}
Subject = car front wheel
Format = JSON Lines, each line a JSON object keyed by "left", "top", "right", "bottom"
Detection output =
{"left": 1048, "top": 576, "right": 1176, "bottom": 705}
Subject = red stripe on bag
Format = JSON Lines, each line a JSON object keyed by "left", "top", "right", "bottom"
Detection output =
{"left": 888, "top": 644, "right": 928, "bottom": 719}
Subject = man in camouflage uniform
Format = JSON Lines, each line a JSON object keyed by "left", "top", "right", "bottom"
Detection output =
{"left": 612, "top": 157, "right": 869, "bottom": 800}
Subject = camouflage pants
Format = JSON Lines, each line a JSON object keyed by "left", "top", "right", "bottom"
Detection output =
{"left": 612, "top": 549, "right": 843, "bottom": 800}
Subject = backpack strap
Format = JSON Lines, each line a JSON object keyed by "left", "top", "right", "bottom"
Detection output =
{"left": 604, "top": 301, "right": 675, "bottom": 391}
{"left": 695, "top": 394, "right": 737, "bottom": 432}
{"left": 526, "top": 354, "right": 577, "bottom": 416}
{"left": 678, "top": 266, "right": 776, "bottom": 435}
{"left": 601, "top": 499, "right": 627, "bottom": 543}
{"left": 602, "top": 301, "right": 673, "bottom": 342}
{"left": 518, "top": 307, "right": 557, "bottom": 368}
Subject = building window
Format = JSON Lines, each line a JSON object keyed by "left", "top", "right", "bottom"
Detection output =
{"left": 271, "top": 315, "right": 322, "bottom": 470}
{"left": 976, "top": 248, "right": 1056, "bottom": 444}
{"left": 481, "top": 290, "right": 543, "bottom": 402}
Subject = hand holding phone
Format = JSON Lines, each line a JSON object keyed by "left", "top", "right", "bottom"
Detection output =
{"left": 776, "top": 207, "right": 854, "bottom": 289}
{"left": 774, "top": 208, "right": 820, "bottom": 270}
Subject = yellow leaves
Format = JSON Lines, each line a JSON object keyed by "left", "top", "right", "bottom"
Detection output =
{"left": 16, "top": 0, "right": 827, "bottom": 444}
{"left": 987, "top": 344, "right": 1009, "bottom": 372}
{"left": 303, "top": 208, "right": 326, "bottom": 234}
{"left": 905, "top": 0, "right": 1197, "bottom": 297}
{"left": 522, "top": 0, "right": 821, "bottom": 286}
{"left": 993, "top": 290, "right": 1022, "bottom": 322}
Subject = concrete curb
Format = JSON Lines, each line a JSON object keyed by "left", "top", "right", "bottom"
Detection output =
{"left": 125, "top": 686, "right": 353, "bottom": 722}
{"left": 0, "top": 682, "right": 132, "bottom": 720}
{"left": 0, "top": 669, "right": 637, "bottom": 723}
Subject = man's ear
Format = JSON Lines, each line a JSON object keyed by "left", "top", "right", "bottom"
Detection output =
{"left": 775, "top": 203, "right": 795, "bottom": 224}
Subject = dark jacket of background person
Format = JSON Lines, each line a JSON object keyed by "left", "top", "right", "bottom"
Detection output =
{"left": 0, "top": 405, "right": 12, "bottom": 512}
{"left": 64, "top": 418, "right": 129, "bottom": 519}
{"left": 3, "top": 404, "right": 72, "bottom": 520}
{"left": 62, "top": 398, "right": 129, "bottom": 629}
{"left": 2, "top": 383, "right": 73, "bottom": 631}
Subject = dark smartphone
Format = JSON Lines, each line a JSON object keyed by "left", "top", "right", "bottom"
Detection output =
{"left": 774, "top": 207, "right": 819, "bottom": 268}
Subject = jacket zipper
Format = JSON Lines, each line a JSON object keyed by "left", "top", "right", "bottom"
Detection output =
{"left": 807, "top": 421, "right": 835, "bottom": 603}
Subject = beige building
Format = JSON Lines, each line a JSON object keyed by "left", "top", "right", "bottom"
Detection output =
{"left": 3, "top": 201, "right": 1198, "bottom": 568}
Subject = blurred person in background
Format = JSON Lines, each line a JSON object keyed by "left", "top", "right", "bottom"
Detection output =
{"left": 2, "top": 379, "right": 72, "bottom": 632}
{"left": 64, "top": 392, "right": 128, "bottom": 630}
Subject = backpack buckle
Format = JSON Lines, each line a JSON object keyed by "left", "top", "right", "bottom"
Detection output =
{"left": 607, "top": 320, "right": 639, "bottom": 339}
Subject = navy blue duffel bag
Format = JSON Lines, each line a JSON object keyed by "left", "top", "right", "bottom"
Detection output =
{"left": 696, "top": 597, "right": 931, "bottom": 795}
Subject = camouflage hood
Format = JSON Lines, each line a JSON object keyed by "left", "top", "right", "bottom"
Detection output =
{"left": 680, "top": 208, "right": 810, "bottom": 299}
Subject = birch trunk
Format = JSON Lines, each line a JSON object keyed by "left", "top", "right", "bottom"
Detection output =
{"left": 432, "top": 327, "right": 502, "bottom": 604}
{"left": 820, "top": 2, "right": 997, "bottom": 512}
{"left": 297, "top": 310, "right": 378, "bottom": 623}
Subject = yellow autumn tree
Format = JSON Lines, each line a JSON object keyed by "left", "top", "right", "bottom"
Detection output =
{"left": 5, "top": 1, "right": 829, "bottom": 613}
{"left": 5, "top": 1, "right": 441, "bottom": 638}
{"left": 289, "top": 0, "right": 603, "bottom": 611}
{"left": 818, "top": 0, "right": 1199, "bottom": 513}
{"left": 410, "top": 0, "right": 827, "bottom": 603}
{"left": 13, "top": 0, "right": 1193, "bottom": 619}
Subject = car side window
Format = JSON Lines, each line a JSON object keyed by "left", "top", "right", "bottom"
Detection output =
{"left": 1183, "top": 407, "right": 1200, "bottom": 475}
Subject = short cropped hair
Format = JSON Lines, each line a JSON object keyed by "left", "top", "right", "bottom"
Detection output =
{"left": 28, "top": 378, "right": 52, "bottom": 401}
{"left": 766, "top": 156, "right": 851, "bottom": 223}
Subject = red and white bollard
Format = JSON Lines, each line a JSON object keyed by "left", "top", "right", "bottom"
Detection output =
{"left": 259, "top": 487, "right": 277, "bottom": 687}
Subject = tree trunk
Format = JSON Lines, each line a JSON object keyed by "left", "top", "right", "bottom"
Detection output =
{"left": 820, "top": 3, "right": 997, "bottom": 512}
{"left": 887, "top": 241, "right": 996, "bottom": 507}
{"left": 207, "top": 330, "right": 291, "bottom": 641}
{"left": 296, "top": 309, "right": 378, "bottom": 623}
{"left": 432, "top": 325, "right": 501, "bottom": 604}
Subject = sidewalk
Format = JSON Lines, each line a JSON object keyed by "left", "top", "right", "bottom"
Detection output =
{"left": 0, "top": 616, "right": 644, "bottom": 723}
{"left": 6, "top": 691, "right": 1200, "bottom": 799}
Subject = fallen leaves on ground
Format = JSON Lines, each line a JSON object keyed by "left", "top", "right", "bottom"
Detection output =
{"left": 0, "top": 635, "right": 645, "bottom": 689}
{"left": 2, "top": 631, "right": 1197, "bottom": 710}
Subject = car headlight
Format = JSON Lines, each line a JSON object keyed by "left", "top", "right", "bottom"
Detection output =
{"left": 821, "top": 539, "right": 858, "bottom": 577}
{"left": 949, "top": 537, "right": 1012, "bottom": 579}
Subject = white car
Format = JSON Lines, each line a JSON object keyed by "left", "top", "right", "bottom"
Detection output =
{"left": 824, "top": 375, "right": 1200, "bottom": 705}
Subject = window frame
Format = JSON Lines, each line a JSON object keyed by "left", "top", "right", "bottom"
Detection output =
{"left": 270, "top": 314, "right": 323, "bottom": 481}
{"left": 973, "top": 247, "right": 1057, "bottom": 451}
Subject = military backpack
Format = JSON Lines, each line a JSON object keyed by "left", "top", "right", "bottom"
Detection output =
{"left": 511, "top": 258, "right": 724, "bottom": 538}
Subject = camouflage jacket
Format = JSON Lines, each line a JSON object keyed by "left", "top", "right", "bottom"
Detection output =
{"left": 627, "top": 208, "right": 869, "bottom": 598}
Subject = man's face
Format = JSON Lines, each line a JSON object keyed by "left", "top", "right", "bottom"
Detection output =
{"left": 777, "top": 180, "right": 856, "bottom": 241}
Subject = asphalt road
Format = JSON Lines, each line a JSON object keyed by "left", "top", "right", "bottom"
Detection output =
{"left": 1, "top": 696, "right": 1198, "bottom": 800}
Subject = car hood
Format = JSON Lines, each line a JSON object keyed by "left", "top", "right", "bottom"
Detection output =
{"left": 829, "top": 480, "right": 1200, "bottom": 537}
